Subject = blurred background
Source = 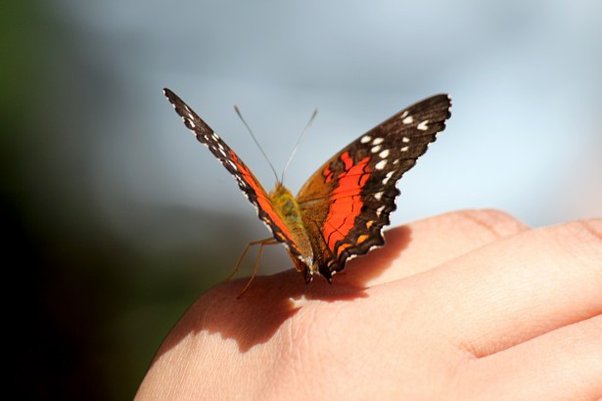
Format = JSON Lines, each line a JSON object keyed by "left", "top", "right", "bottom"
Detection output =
{"left": 2, "top": 0, "right": 600, "bottom": 399}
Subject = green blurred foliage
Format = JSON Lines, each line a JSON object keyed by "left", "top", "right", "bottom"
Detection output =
{"left": 1, "top": 2, "right": 261, "bottom": 399}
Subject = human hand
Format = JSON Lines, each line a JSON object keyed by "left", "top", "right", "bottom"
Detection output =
{"left": 136, "top": 210, "right": 602, "bottom": 400}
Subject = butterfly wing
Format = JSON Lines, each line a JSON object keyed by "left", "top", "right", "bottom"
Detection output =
{"left": 163, "top": 88, "right": 303, "bottom": 258}
{"left": 297, "top": 94, "right": 452, "bottom": 280}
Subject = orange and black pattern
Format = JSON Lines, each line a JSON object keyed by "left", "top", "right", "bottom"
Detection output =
{"left": 297, "top": 94, "right": 451, "bottom": 279}
{"left": 164, "top": 88, "right": 303, "bottom": 259}
{"left": 164, "top": 88, "right": 451, "bottom": 283}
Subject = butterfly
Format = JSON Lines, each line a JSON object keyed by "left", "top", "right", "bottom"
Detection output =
{"left": 164, "top": 88, "right": 451, "bottom": 284}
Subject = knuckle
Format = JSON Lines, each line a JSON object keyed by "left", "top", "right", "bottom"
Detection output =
{"left": 454, "top": 208, "right": 528, "bottom": 239}
{"left": 546, "top": 219, "right": 602, "bottom": 278}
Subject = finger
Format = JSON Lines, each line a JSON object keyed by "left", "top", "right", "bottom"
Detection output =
{"left": 343, "top": 209, "right": 528, "bottom": 286}
{"left": 403, "top": 219, "right": 602, "bottom": 356}
{"left": 463, "top": 314, "right": 602, "bottom": 400}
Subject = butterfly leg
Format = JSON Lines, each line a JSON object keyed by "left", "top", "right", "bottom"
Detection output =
{"left": 228, "top": 237, "right": 279, "bottom": 297}
{"left": 235, "top": 238, "right": 279, "bottom": 298}
{"left": 227, "top": 237, "right": 275, "bottom": 282}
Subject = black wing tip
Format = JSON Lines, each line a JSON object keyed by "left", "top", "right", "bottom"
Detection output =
{"left": 431, "top": 93, "right": 451, "bottom": 103}
{"left": 163, "top": 87, "right": 178, "bottom": 101}
{"left": 443, "top": 93, "right": 452, "bottom": 115}
{"left": 442, "top": 93, "right": 452, "bottom": 116}
{"left": 407, "top": 93, "right": 452, "bottom": 121}
{"left": 424, "top": 93, "right": 452, "bottom": 120}
{"left": 429, "top": 92, "right": 451, "bottom": 105}
{"left": 432, "top": 93, "right": 452, "bottom": 109}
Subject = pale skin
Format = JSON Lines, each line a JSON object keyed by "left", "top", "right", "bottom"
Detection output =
{"left": 136, "top": 210, "right": 602, "bottom": 400}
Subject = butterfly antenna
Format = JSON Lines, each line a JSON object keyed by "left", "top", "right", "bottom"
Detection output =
{"left": 281, "top": 108, "right": 318, "bottom": 183}
{"left": 234, "top": 105, "right": 279, "bottom": 182}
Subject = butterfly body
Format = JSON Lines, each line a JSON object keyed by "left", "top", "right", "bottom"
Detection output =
{"left": 164, "top": 88, "right": 452, "bottom": 283}
{"left": 267, "top": 182, "right": 317, "bottom": 277}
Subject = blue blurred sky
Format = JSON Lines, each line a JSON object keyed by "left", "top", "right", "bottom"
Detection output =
{"left": 50, "top": 0, "right": 600, "bottom": 239}
{"left": 5, "top": 1, "right": 599, "bottom": 397}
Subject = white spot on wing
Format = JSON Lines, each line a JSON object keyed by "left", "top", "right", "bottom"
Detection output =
{"left": 417, "top": 120, "right": 429, "bottom": 131}
{"left": 371, "top": 145, "right": 381, "bottom": 153}
{"left": 375, "top": 160, "right": 387, "bottom": 170}
{"left": 402, "top": 137, "right": 410, "bottom": 143}
{"left": 376, "top": 205, "right": 385, "bottom": 216}
{"left": 379, "top": 149, "right": 389, "bottom": 158}
{"left": 401, "top": 146, "right": 409, "bottom": 152}
{"left": 374, "top": 192, "right": 383, "bottom": 200}
{"left": 400, "top": 110, "right": 409, "bottom": 119}
{"left": 368, "top": 244, "right": 381, "bottom": 252}
{"left": 372, "top": 137, "right": 384, "bottom": 145}
{"left": 360, "top": 135, "right": 372, "bottom": 143}
{"left": 402, "top": 115, "right": 414, "bottom": 124}
{"left": 382, "top": 171, "right": 394, "bottom": 184}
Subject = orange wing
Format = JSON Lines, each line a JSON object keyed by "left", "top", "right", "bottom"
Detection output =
{"left": 164, "top": 88, "right": 303, "bottom": 259}
{"left": 297, "top": 94, "right": 452, "bottom": 280}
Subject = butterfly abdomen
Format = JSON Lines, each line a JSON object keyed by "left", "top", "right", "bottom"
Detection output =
{"left": 268, "top": 183, "right": 315, "bottom": 272}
